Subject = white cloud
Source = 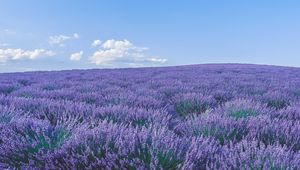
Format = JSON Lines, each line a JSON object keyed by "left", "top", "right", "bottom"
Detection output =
{"left": 70, "top": 51, "right": 83, "bottom": 61}
{"left": 48, "top": 33, "right": 79, "bottom": 47}
{"left": 90, "top": 39, "right": 167, "bottom": 66}
{"left": 3, "top": 29, "right": 16, "bottom": 35}
{"left": 73, "top": 33, "right": 79, "bottom": 39}
{"left": 0, "top": 48, "right": 55, "bottom": 63}
{"left": 102, "top": 39, "right": 133, "bottom": 49}
{"left": 0, "top": 43, "right": 10, "bottom": 47}
{"left": 91, "top": 39, "right": 102, "bottom": 47}
{"left": 146, "top": 58, "right": 168, "bottom": 63}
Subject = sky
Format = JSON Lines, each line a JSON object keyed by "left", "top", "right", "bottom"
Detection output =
{"left": 0, "top": 0, "right": 300, "bottom": 72}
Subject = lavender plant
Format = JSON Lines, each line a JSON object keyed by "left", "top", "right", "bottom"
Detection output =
{"left": 0, "top": 64, "right": 300, "bottom": 169}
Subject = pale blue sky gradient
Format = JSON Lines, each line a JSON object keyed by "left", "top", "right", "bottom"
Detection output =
{"left": 1, "top": 0, "right": 300, "bottom": 72}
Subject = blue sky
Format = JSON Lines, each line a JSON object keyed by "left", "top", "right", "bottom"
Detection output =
{"left": 0, "top": 0, "right": 300, "bottom": 72}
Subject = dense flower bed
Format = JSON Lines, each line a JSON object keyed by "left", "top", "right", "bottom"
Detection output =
{"left": 0, "top": 64, "right": 299, "bottom": 169}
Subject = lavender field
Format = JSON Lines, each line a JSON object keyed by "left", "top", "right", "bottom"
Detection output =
{"left": 0, "top": 64, "right": 299, "bottom": 169}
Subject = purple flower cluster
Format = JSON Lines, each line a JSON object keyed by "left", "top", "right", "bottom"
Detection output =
{"left": 0, "top": 64, "right": 300, "bottom": 169}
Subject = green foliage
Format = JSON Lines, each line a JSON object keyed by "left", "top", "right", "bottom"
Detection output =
{"left": 131, "top": 119, "right": 150, "bottom": 128}
{"left": 193, "top": 125, "right": 247, "bottom": 145}
{"left": 136, "top": 145, "right": 152, "bottom": 167}
{"left": 230, "top": 109, "right": 259, "bottom": 119}
{"left": 24, "top": 127, "right": 71, "bottom": 154}
{"left": 85, "top": 97, "right": 97, "bottom": 104}
{"left": 0, "top": 115, "right": 12, "bottom": 124}
{"left": 156, "top": 150, "right": 183, "bottom": 169}
{"left": 18, "top": 79, "right": 30, "bottom": 86}
{"left": 0, "top": 85, "right": 19, "bottom": 95}
{"left": 42, "top": 85, "right": 56, "bottom": 91}
{"left": 2, "top": 124, "right": 71, "bottom": 169}
{"left": 175, "top": 100, "right": 209, "bottom": 117}
{"left": 267, "top": 99, "right": 289, "bottom": 110}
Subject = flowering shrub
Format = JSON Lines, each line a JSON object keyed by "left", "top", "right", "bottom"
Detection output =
{"left": 0, "top": 64, "right": 299, "bottom": 169}
{"left": 173, "top": 93, "right": 216, "bottom": 117}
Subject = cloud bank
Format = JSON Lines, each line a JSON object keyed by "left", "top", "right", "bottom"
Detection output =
{"left": 70, "top": 51, "right": 83, "bottom": 61}
{"left": 90, "top": 39, "right": 167, "bottom": 66}
{"left": 1, "top": 35, "right": 167, "bottom": 69}
{"left": 48, "top": 33, "right": 79, "bottom": 47}
{"left": 0, "top": 48, "right": 55, "bottom": 63}
{"left": 91, "top": 40, "right": 102, "bottom": 47}
{"left": 0, "top": 43, "right": 10, "bottom": 47}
